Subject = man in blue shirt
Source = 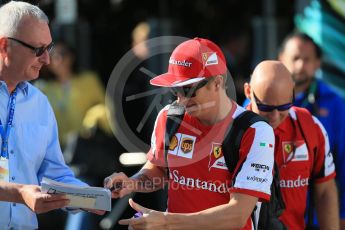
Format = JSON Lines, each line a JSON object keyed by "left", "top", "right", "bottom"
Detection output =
{"left": 0, "top": 1, "right": 102, "bottom": 229}
{"left": 278, "top": 32, "right": 345, "bottom": 228}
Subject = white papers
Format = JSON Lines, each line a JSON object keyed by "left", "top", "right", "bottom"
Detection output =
{"left": 41, "top": 177, "right": 111, "bottom": 211}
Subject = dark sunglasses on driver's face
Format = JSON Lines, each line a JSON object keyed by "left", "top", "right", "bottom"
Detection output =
{"left": 170, "top": 78, "right": 212, "bottom": 98}
{"left": 7, "top": 37, "right": 54, "bottom": 57}
{"left": 253, "top": 91, "right": 294, "bottom": 112}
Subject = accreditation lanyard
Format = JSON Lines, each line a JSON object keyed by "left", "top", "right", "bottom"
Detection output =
{"left": 0, "top": 88, "right": 17, "bottom": 159}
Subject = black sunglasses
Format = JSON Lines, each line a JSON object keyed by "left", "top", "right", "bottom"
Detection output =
{"left": 8, "top": 37, "right": 54, "bottom": 57}
{"left": 253, "top": 91, "right": 294, "bottom": 112}
{"left": 171, "top": 78, "right": 212, "bottom": 98}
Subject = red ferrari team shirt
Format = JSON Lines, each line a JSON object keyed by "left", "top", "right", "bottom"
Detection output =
{"left": 147, "top": 102, "right": 275, "bottom": 230}
{"left": 274, "top": 107, "right": 336, "bottom": 229}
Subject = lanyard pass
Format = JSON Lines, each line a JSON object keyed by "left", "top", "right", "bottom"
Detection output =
{"left": 0, "top": 156, "right": 9, "bottom": 182}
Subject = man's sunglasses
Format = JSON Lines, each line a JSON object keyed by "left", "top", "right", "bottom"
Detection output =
{"left": 253, "top": 91, "right": 294, "bottom": 112}
{"left": 171, "top": 77, "right": 212, "bottom": 98}
{"left": 7, "top": 37, "right": 54, "bottom": 57}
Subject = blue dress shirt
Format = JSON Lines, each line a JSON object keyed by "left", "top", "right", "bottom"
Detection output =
{"left": 0, "top": 81, "right": 86, "bottom": 230}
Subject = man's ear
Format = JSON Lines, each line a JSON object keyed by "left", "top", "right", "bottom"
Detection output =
{"left": 0, "top": 37, "right": 8, "bottom": 57}
{"left": 244, "top": 82, "right": 251, "bottom": 99}
{"left": 214, "top": 75, "right": 222, "bottom": 90}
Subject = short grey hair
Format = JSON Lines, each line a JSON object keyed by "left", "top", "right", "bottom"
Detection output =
{"left": 0, "top": 1, "right": 49, "bottom": 37}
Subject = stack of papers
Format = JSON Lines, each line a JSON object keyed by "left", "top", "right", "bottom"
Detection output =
{"left": 41, "top": 177, "right": 111, "bottom": 211}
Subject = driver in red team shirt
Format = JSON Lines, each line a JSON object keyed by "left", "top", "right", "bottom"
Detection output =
{"left": 244, "top": 60, "right": 339, "bottom": 230}
{"left": 104, "top": 38, "right": 275, "bottom": 230}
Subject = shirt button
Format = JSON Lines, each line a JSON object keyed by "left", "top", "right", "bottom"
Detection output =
{"left": 11, "top": 176, "right": 15, "bottom": 181}
{"left": 10, "top": 150, "right": 14, "bottom": 154}
{"left": 12, "top": 203, "right": 16, "bottom": 206}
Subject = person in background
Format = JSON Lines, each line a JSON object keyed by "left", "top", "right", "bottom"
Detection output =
{"left": 278, "top": 32, "right": 345, "bottom": 229}
{"left": 244, "top": 60, "right": 339, "bottom": 229}
{"left": 0, "top": 1, "right": 103, "bottom": 229}
{"left": 35, "top": 40, "right": 105, "bottom": 149}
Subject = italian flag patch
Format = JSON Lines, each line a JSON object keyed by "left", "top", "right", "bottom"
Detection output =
{"left": 260, "top": 142, "right": 273, "bottom": 148}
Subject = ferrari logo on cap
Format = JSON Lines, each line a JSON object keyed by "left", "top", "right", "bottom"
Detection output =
{"left": 202, "top": 53, "right": 208, "bottom": 61}
{"left": 202, "top": 52, "right": 218, "bottom": 66}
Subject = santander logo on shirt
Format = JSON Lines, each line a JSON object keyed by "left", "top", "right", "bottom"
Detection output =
{"left": 170, "top": 169, "right": 229, "bottom": 193}
{"left": 280, "top": 175, "right": 309, "bottom": 188}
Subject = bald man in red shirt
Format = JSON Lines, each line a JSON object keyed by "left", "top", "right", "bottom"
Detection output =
{"left": 244, "top": 60, "right": 339, "bottom": 230}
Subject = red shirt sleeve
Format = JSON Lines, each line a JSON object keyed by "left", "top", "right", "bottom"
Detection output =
{"left": 311, "top": 116, "right": 336, "bottom": 183}
{"left": 230, "top": 121, "right": 275, "bottom": 202}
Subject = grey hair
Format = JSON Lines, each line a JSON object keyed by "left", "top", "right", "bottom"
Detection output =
{"left": 0, "top": 1, "right": 49, "bottom": 37}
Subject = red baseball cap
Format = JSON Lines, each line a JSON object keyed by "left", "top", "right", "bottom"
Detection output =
{"left": 150, "top": 37, "right": 227, "bottom": 87}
